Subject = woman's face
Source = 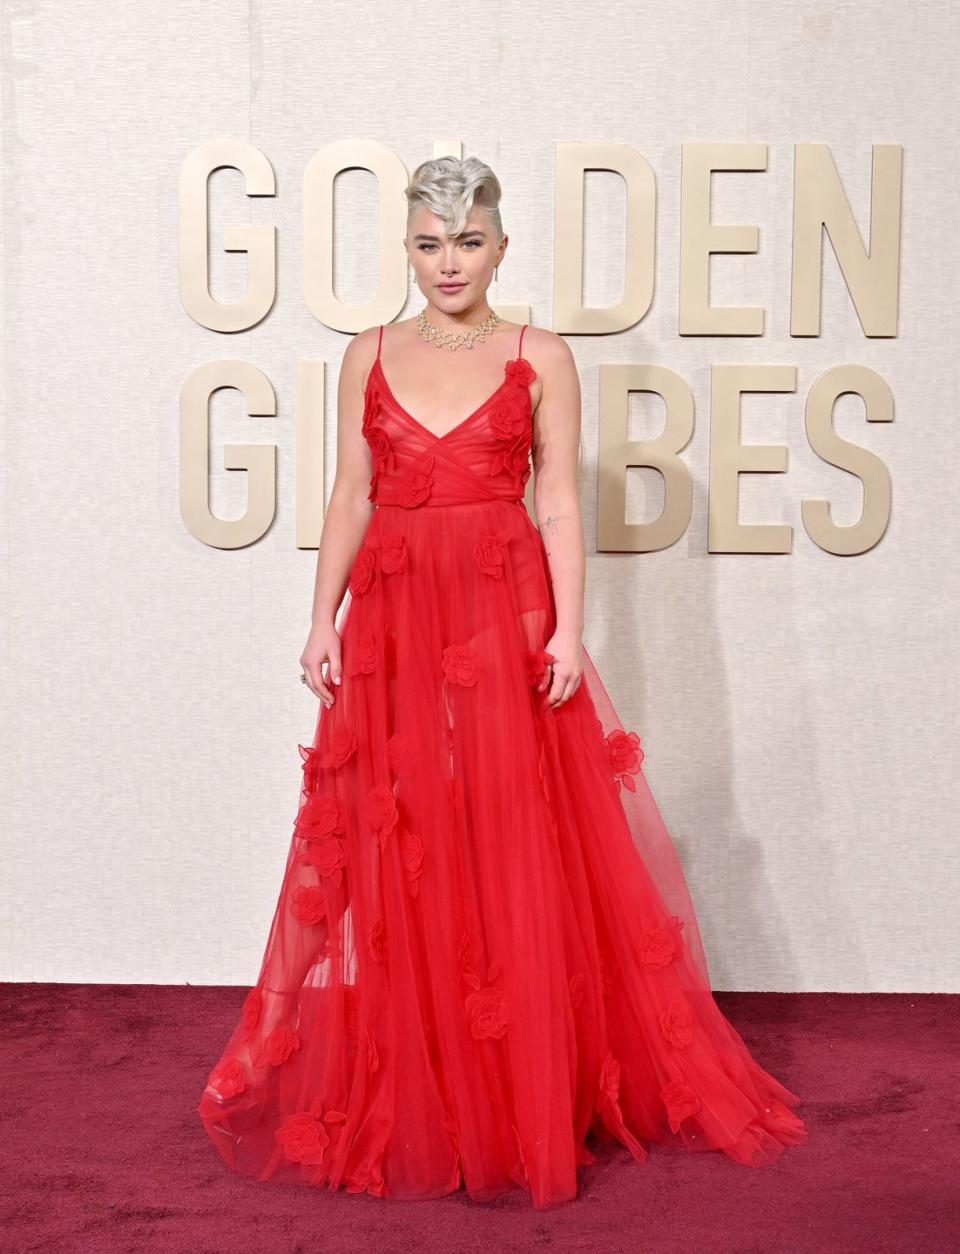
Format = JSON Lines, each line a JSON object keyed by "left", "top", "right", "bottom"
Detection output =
{"left": 405, "top": 204, "right": 506, "bottom": 318}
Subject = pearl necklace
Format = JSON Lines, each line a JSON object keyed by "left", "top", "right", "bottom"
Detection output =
{"left": 416, "top": 307, "right": 501, "bottom": 351}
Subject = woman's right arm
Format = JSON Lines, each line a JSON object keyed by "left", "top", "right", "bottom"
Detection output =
{"left": 299, "top": 328, "right": 378, "bottom": 708}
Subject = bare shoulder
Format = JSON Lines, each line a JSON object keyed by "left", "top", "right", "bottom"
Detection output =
{"left": 521, "top": 327, "right": 579, "bottom": 417}
{"left": 522, "top": 326, "right": 575, "bottom": 374}
{"left": 342, "top": 324, "right": 382, "bottom": 391}
{"left": 349, "top": 323, "right": 382, "bottom": 362}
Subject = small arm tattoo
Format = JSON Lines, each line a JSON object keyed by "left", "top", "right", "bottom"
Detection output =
{"left": 538, "top": 512, "right": 567, "bottom": 556}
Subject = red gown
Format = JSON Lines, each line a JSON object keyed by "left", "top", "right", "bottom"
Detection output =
{"left": 197, "top": 322, "right": 806, "bottom": 1208}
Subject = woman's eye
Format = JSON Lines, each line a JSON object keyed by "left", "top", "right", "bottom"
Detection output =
{"left": 417, "top": 241, "right": 482, "bottom": 252}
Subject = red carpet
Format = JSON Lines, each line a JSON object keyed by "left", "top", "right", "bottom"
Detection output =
{"left": 0, "top": 986, "right": 955, "bottom": 1252}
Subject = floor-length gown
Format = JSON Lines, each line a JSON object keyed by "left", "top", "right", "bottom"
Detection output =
{"left": 197, "top": 322, "right": 807, "bottom": 1209}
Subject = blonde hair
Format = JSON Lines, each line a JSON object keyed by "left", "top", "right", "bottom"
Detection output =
{"left": 405, "top": 156, "right": 504, "bottom": 241}
{"left": 404, "top": 157, "right": 586, "bottom": 483}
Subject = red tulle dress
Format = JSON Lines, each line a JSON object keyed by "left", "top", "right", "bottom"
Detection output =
{"left": 197, "top": 322, "right": 806, "bottom": 1209}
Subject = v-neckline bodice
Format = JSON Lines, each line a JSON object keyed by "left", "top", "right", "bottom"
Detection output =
{"left": 370, "top": 356, "right": 517, "bottom": 444}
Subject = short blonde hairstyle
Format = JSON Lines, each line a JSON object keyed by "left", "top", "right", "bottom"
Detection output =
{"left": 405, "top": 156, "right": 504, "bottom": 242}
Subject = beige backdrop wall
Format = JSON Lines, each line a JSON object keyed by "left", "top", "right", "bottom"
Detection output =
{"left": 3, "top": 0, "right": 958, "bottom": 992}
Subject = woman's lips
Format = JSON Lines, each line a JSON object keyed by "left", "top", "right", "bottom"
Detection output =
{"left": 438, "top": 283, "right": 466, "bottom": 291}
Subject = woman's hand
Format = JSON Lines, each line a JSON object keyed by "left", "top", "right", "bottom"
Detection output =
{"left": 539, "top": 630, "right": 583, "bottom": 707}
{"left": 300, "top": 620, "right": 343, "bottom": 709}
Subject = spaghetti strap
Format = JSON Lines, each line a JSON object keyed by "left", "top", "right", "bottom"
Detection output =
{"left": 376, "top": 324, "right": 384, "bottom": 360}
{"left": 517, "top": 323, "right": 528, "bottom": 359}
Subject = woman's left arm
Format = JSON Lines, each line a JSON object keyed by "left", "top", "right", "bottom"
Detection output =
{"left": 529, "top": 330, "right": 585, "bottom": 707}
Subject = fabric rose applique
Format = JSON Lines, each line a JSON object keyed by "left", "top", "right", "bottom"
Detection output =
{"left": 397, "top": 454, "right": 435, "bottom": 507}
{"left": 364, "top": 783, "right": 399, "bottom": 850}
{"left": 465, "top": 987, "right": 509, "bottom": 1040}
{"left": 490, "top": 394, "right": 529, "bottom": 442}
{"left": 660, "top": 1079, "right": 701, "bottom": 1134}
{"left": 297, "top": 743, "right": 325, "bottom": 794}
{"left": 597, "top": 1051, "right": 625, "bottom": 1119}
{"left": 300, "top": 832, "right": 346, "bottom": 886}
{"left": 605, "top": 728, "right": 644, "bottom": 792}
{"left": 399, "top": 827, "right": 424, "bottom": 897}
{"left": 347, "top": 628, "right": 379, "bottom": 677}
{"left": 275, "top": 1102, "right": 347, "bottom": 1166}
{"left": 366, "top": 426, "right": 395, "bottom": 479}
{"left": 504, "top": 359, "right": 537, "bottom": 388}
{"left": 290, "top": 883, "right": 327, "bottom": 926}
{"left": 360, "top": 381, "right": 379, "bottom": 436}
{"left": 635, "top": 915, "right": 684, "bottom": 968}
{"left": 207, "top": 1057, "right": 246, "bottom": 1099}
{"left": 362, "top": 389, "right": 395, "bottom": 502}
{"left": 658, "top": 997, "right": 695, "bottom": 1049}
{"left": 474, "top": 529, "right": 510, "bottom": 578}
{"left": 378, "top": 531, "right": 408, "bottom": 574}
{"left": 349, "top": 544, "right": 377, "bottom": 596}
{"left": 595, "top": 1049, "right": 648, "bottom": 1160}
{"left": 525, "top": 648, "right": 556, "bottom": 688}
{"left": 442, "top": 642, "right": 481, "bottom": 687}
{"left": 294, "top": 787, "right": 346, "bottom": 886}
{"left": 489, "top": 433, "right": 531, "bottom": 482}
{"left": 462, "top": 957, "right": 509, "bottom": 1040}
{"left": 253, "top": 1025, "right": 301, "bottom": 1069}
{"left": 295, "top": 790, "right": 343, "bottom": 843}
{"left": 489, "top": 359, "right": 536, "bottom": 450}
{"left": 298, "top": 735, "right": 356, "bottom": 793}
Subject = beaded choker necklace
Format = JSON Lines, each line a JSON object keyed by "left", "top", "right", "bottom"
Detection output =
{"left": 416, "top": 307, "right": 501, "bottom": 352}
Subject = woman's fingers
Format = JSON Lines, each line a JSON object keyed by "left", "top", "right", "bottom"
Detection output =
{"left": 316, "top": 661, "right": 335, "bottom": 707}
{"left": 300, "top": 657, "right": 331, "bottom": 706}
{"left": 300, "top": 629, "right": 342, "bottom": 708}
{"left": 544, "top": 665, "right": 582, "bottom": 707}
{"left": 318, "top": 648, "right": 343, "bottom": 708}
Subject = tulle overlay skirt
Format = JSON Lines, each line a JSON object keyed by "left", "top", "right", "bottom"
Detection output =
{"left": 198, "top": 497, "right": 806, "bottom": 1208}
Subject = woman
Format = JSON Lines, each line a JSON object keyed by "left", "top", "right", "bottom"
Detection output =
{"left": 197, "top": 155, "right": 806, "bottom": 1209}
